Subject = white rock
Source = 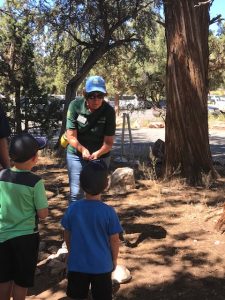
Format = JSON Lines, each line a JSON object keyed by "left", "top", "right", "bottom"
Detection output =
{"left": 57, "top": 247, "right": 68, "bottom": 256}
{"left": 110, "top": 167, "right": 135, "bottom": 194}
{"left": 112, "top": 265, "right": 132, "bottom": 283}
{"left": 47, "top": 253, "right": 58, "bottom": 261}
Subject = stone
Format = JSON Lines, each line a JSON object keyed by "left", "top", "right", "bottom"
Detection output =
{"left": 112, "top": 265, "right": 132, "bottom": 283}
{"left": 48, "top": 245, "right": 58, "bottom": 254}
{"left": 151, "top": 139, "right": 165, "bottom": 160}
{"left": 38, "top": 251, "right": 49, "bottom": 261}
{"left": 110, "top": 167, "right": 135, "bottom": 194}
{"left": 39, "top": 241, "right": 46, "bottom": 251}
{"left": 49, "top": 259, "right": 66, "bottom": 275}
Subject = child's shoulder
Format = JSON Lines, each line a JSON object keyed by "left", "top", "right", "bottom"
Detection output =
{"left": 0, "top": 168, "right": 9, "bottom": 179}
{"left": 0, "top": 168, "right": 42, "bottom": 187}
{"left": 97, "top": 201, "right": 116, "bottom": 213}
{"left": 19, "top": 171, "right": 42, "bottom": 187}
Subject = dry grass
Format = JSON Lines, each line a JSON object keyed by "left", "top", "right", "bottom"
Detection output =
{"left": 26, "top": 155, "right": 225, "bottom": 300}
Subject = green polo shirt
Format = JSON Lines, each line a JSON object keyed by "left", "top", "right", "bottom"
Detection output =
{"left": 66, "top": 97, "right": 116, "bottom": 157}
{"left": 0, "top": 168, "right": 48, "bottom": 243}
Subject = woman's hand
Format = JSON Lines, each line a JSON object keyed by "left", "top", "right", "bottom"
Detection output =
{"left": 89, "top": 151, "right": 99, "bottom": 160}
{"left": 67, "top": 129, "right": 90, "bottom": 158}
{"left": 82, "top": 148, "right": 91, "bottom": 160}
{"left": 89, "top": 136, "right": 114, "bottom": 160}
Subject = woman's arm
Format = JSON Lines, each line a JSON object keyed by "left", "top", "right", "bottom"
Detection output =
{"left": 90, "top": 135, "right": 114, "bottom": 160}
{"left": 66, "top": 129, "right": 91, "bottom": 159}
{"left": 109, "top": 233, "right": 120, "bottom": 270}
{"left": 0, "top": 138, "right": 10, "bottom": 168}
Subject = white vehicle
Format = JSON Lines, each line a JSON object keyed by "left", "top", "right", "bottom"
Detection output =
{"left": 119, "top": 95, "right": 139, "bottom": 110}
{"left": 208, "top": 105, "right": 221, "bottom": 116}
{"left": 108, "top": 95, "right": 140, "bottom": 111}
{"left": 213, "top": 97, "right": 225, "bottom": 113}
{"left": 208, "top": 94, "right": 220, "bottom": 104}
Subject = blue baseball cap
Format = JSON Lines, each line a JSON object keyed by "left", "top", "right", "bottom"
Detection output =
{"left": 85, "top": 76, "right": 107, "bottom": 94}
{"left": 9, "top": 133, "right": 47, "bottom": 162}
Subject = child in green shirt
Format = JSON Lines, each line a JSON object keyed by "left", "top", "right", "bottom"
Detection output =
{"left": 0, "top": 133, "right": 48, "bottom": 300}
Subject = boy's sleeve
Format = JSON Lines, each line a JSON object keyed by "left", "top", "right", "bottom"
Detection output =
{"left": 34, "top": 179, "right": 48, "bottom": 209}
{"left": 61, "top": 207, "right": 71, "bottom": 231}
{"left": 108, "top": 207, "right": 123, "bottom": 235}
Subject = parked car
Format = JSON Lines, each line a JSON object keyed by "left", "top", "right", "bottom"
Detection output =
{"left": 208, "top": 105, "right": 221, "bottom": 116}
{"left": 152, "top": 100, "right": 166, "bottom": 118}
{"left": 138, "top": 98, "right": 153, "bottom": 109}
{"left": 108, "top": 96, "right": 116, "bottom": 108}
{"left": 208, "top": 94, "right": 220, "bottom": 105}
{"left": 157, "top": 99, "right": 166, "bottom": 109}
{"left": 108, "top": 95, "right": 152, "bottom": 111}
{"left": 119, "top": 95, "right": 139, "bottom": 111}
{"left": 208, "top": 96, "right": 225, "bottom": 113}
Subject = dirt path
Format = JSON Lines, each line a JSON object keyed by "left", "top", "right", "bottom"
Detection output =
{"left": 24, "top": 155, "right": 225, "bottom": 300}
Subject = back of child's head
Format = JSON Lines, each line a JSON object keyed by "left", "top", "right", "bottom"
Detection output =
{"left": 9, "top": 133, "right": 47, "bottom": 163}
{"left": 80, "top": 160, "right": 108, "bottom": 195}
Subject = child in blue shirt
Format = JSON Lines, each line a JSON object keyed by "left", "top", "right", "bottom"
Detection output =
{"left": 61, "top": 160, "right": 122, "bottom": 300}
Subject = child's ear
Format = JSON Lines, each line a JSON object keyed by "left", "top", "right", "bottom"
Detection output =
{"left": 32, "top": 153, "right": 38, "bottom": 162}
{"left": 105, "top": 177, "right": 110, "bottom": 191}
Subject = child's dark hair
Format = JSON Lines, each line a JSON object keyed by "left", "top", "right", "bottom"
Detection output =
{"left": 80, "top": 160, "right": 108, "bottom": 195}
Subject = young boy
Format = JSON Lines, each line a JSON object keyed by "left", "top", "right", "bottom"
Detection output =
{"left": 61, "top": 160, "right": 123, "bottom": 300}
{"left": 0, "top": 133, "right": 48, "bottom": 300}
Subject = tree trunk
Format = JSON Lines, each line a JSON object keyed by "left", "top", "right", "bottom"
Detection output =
{"left": 14, "top": 81, "right": 22, "bottom": 133}
{"left": 163, "top": 0, "right": 216, "bottom": 185}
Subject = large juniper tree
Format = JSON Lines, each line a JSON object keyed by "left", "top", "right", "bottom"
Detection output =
{"left": 163, "top": 0, "right": 217, "bottom": 185}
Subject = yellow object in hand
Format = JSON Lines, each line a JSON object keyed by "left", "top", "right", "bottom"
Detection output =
{"left": 60, "top": 133, "right": 69, "bottom": 148}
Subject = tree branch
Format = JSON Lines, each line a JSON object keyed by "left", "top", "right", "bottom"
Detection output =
{"left": 210, "top": 14, "right": 224, "bottom": 25}
{"left": 156, "top": 20, "right": 165, "bottom": 27}
{"left": 194, "top": 0, "right": 212, "bottom": 7}
{"left": 0, "top": 8, "right": 11, "bottom": 16}
{"left": 108, "top": 38, "right": 140, "bottom": 51}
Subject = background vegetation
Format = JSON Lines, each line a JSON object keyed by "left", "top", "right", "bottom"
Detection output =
{"left": 0, "top": 0, "right": 224, "bottom": 134}
{"left": 0, "top": 0, "right": 225, "bottom": 185}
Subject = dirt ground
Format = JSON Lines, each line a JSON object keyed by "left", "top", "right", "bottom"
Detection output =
{"left": 26, "top": 153, "right": 225, "bottom": 300}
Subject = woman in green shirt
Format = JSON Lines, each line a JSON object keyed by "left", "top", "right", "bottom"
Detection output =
{"left": 66, "top": 76, "right": 116, "bottom": 202}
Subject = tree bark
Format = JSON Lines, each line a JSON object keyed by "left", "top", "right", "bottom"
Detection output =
{"left": 14, "top": 81, "right": 22, "bottom": 133}
{"left": 163, "top": 0, "right": 216, "bottom": 185}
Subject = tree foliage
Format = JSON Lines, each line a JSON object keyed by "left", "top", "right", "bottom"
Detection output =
{"left": 209, "top": 22, "right": 225, "bottom": 90}
{"left": 38, "top": 0, "right": 158, "bottom": 140}
{"left": 0, "top": 0, "right": 50, "bottom": 133}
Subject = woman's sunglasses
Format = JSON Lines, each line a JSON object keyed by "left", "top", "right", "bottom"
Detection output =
{"left": 86, "top": 93, "right": 104, "bottom": 100}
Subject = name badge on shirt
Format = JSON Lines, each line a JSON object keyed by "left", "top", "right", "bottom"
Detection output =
{"left": 77, "top": 115, "right": 87, "bottom": 124}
